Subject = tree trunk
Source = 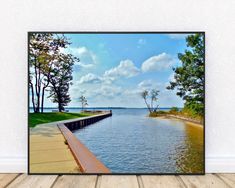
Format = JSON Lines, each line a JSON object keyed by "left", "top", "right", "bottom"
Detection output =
{"left": 41, "top": 79, "right": 50, "bottom": 113}
{"left": 154, "top": 105, "right": 159, "bottom": 112}
{"left": 34, "top": 66, "right": 39, "bottom": 113}
{"left": 58, "top": 101, "right": 63, "bottom": 112}
{"left": 34, "top": 65, "right": 41, "bottom": 113}
{"left": 144, "top": 98, "right": 152, "bottom": 113}
{"left": 41, "top": 87, "right": 45, "bottom": 113}
{"left": 57, "top": 90, "right": 63, "bottom": 112}
{"left": 30, "top": 82, "right": 36, "bottom": 112}
{"left": 151, "top": 98, "right": 153, "bottom": 112}
{"left": 37, "top": 67, "right": 41, "bottom": 113}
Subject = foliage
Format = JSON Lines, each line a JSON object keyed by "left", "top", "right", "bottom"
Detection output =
{"left": 29, "top": 112, "right": 91, "bottom": 127}
{"left": 169, "top": 107, "right": 179, "bottom": 114}
{"left": 167, "top": 34, "right": 204, "bottom": 116}
{"left": 79, "top": 95, "right": 88, "bottom": 111}
{"left": 29, "top": 33, "right": 79, "bottom": 112}
{"left": 48, "top": 53, "right": 79, "bottom": 112}
{"left": 141, "top": 90, "right": 151, "bottom": 112}
{"left": 150, "top": 89, "right": 160, "bottom": 110}
{"left": 140, "top": 89, "right": 159, "bottom": 113}
{"left": 29, "top": 33, "right": 56, "bottom": 113}
{"left": 181, "top": 104, "right": 203, "bottom": 119}
{"left": 149, "top": 110, "right": 167, "bottom": 117}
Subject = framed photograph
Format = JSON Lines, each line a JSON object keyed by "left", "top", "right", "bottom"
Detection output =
{"left": 28, "top": 32, "right": 205, "bottom": 174}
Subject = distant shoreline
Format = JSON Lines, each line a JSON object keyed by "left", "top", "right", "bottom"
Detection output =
{"left": 29, "top": 107, "right": 183, "bottom": 110}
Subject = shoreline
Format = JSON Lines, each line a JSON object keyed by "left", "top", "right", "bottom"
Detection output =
{"left": 153, "top": 115, "right": 203, "bottom": 128}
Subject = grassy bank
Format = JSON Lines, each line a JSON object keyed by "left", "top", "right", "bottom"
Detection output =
{"left": 29, "top": 112, "right": 93, "bottom": 128}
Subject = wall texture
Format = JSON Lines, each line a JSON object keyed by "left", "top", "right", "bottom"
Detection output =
{"left": 0, "top": 0, "right": 235, "bottom": 172}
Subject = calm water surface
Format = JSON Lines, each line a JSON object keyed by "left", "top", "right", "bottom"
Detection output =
{"left": 46, "top": 108, "right": 203, "bottom": 173}
{"left": 73, "top": 109, "right": 203, "bottom": 173}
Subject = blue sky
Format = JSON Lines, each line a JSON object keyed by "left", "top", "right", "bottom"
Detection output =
{"left": 42, "top": 33, "right": 190, "bottom": 108}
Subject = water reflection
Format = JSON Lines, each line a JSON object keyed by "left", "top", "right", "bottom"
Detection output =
{"left": 73, "top": 109, "right": 204, "bottom": 173}
{"left": 175, "top": 122, "right": 204, "bottom": 173}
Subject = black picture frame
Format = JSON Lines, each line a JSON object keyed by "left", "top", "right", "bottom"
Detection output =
{"left": 28, "top": 31, "right": 205, "bottom": 175}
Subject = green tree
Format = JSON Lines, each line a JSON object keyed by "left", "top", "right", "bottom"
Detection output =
{"left": 150, "top": 89, "right": 160, "bottom": 112}
{"left": 79, "top": 95, "right": 88, "bottom": 111}
{"left": 167, "top": 34, "right": 204, "bottom": 115}
{"left": 140, "top": 89, "right": 160, "bottom": 113}
{"left": 169, "top": 107, "right": 179, "bottom": 114}
{"left": 48, "top": 53, "right": 79, "bottom": 112}
{"left": 141, "top": 90, "right": 151, "bottom": 113}
{"left": 29, "top": 33, "right": 57, "bottom": 113}
{"left": 29, "top": 33, "right": 71, "bottom": 112}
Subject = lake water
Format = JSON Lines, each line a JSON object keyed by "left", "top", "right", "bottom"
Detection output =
{"left": 72, "top": 108, "right": 204, "bottom": 173}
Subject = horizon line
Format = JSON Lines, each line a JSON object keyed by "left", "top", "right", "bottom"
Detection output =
{"left": 29, "top": 106, "right": 183, "bottom": 109}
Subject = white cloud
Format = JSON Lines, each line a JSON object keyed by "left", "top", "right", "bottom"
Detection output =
{"left": 167, "top": 34, "right": 189, "bottom": 40}
{"left": 141, "top": 53, "right": 174, "bottom": 72}
{"left": 138, "top": 79, "right": 163, "bottom": 90}
{"left": 104, "top": 60, "right": 140, "bottom": 80}
{"left": 138, "top": 80, "right": 154, "bottom": 89}
{"left": 76, "top": 62, "right": 94, "bottom": 68}
{"left": 76, "top": 60, "right": 140, "bottom": 86}
{"left": 72, "top": 82, "right": 123, "bottom": 102}
{"left": 168, "top": 73, "right": 176, "bottom": 82}
{"left": 95, "top": 85, "right": 122, "bottom": 98}
{"left": 77, "top": 47, "right": 87, "bottom": 54}
{"left": 120, "top": 79, "right": 163, "bottom": 98}
{"left": 63, "top": 46, "right": 97, "bottom": 68}
{"left": 77, "top": 73, "right": 102, "bottom": 84}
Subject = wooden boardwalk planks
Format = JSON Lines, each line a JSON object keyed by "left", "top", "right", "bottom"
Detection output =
{"left": 97, "top": 175, "right": 139, "bottom": 188}
{"left": 2, "top": 174, "right": 234, "bottom": 188}
{"left": 0, "top": 174, "right": 19, "bottom": 188}
{"left": 179, "top": 174, "right": 231, "bottom": 188}
{"left": 53, "top": 175, "right": 97, "bottom": 188}
{"left": 141, "top": 175, "right": 185, "bottom": 188}
{"left": 217, "top": 174, "right": 235, "bottom": 187}
{"left": 6, "top": 174, "right": 57, "bottom": 188}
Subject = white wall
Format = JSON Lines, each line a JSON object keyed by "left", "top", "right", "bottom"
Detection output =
{"left": 0, "top": 0, "right": 235, "bottom": 173}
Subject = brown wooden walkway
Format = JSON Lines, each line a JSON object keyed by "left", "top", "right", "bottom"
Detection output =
{"left": 1, "top": 174, "right": 235, "bottom": 187}
{"left": 29, "top": 112, "right": 112, "bottom": 174}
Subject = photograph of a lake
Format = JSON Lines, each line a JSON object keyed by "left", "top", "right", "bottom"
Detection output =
{"left": 29, "top": 33, "right": 204, "bottom": 174}
{"left": 54, "top": 108, "right": 203, "bottom": 173}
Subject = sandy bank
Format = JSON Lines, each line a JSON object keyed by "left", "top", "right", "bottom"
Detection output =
{"left": 154, "top": 115, "right": 203, "bottom": 128}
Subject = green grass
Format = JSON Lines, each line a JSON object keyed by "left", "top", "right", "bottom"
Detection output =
{"left": 29, "top": 112, "right": 92, "bottom": 128}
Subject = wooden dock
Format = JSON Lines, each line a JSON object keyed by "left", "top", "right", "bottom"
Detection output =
{"left": 29, "top": 112, "right": 112, "bottom": 174}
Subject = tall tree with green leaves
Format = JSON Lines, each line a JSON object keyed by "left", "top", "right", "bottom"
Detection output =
{"left": 29, "top": 33, "right": 77, "bottom": 112}
{"left": 167, "top": 33, "right": 205, "bottom": 115}
{"left": 48, "top": 53, "right": 79, "bottom": 112}
{"left": 29, "top": 33, "right": 56, "bottom": 113}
